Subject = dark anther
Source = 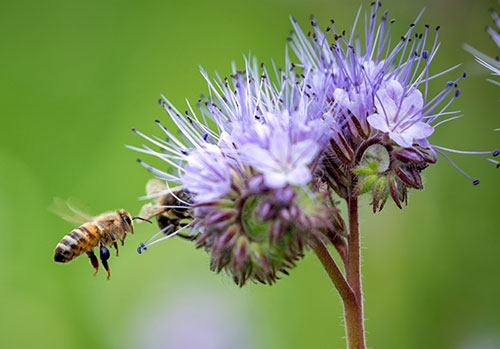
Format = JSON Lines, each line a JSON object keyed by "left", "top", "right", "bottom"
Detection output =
{"left": 472, "top": 179, "right": 480, "bottom": 185}
{"left": 137, "top": 243, "right": 146, "bottom": 254}
{"left": 492, "top": 149, "right": 500, "bottom": 157}
{"left": 422, "top": 50, "right": 429, "bottom": 59}
{"left": 455, "top": 89, "right": 461, "bottom": 97}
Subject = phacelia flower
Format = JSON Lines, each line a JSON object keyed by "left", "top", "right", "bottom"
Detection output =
{"left": 367, "top": 79, "right": 434, "bottom": 148}
{"left": 130, "top": 58, "right": 341, "bottom": 286}
{"left": 289, "top": 2, "right": 499, "bottom": 210}
{"left": 231, "top": 110, "right": 328, "bottom": 188}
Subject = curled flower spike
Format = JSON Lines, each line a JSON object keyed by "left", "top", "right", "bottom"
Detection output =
{"left": 289, "top": 2, "right": 499, "bottom": 209}
{"left": 130, "top": 58, "right": 343, "bottom": 286}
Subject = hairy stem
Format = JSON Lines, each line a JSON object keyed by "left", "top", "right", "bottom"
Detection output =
{"left": 312, "top": 237, "right": 354, "bottom": 304}
{"left": 344, "top": 192, "right": 366, "bottom": 349}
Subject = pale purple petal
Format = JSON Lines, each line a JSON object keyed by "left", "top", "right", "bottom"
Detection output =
{"left": 286, "top": 166, "right": 312, "bottom": 186}
{"left": 389, "top": 131, "right": 413, "bottom": 148}
{"left": 399, "top": 88, "right": 423, "bottom": 118}
{"left": 404, "top": 121, "right": 435, "bottom": 140}
{"left": 290, "top": 140, "right": 320, "bottom": 167}
{"left": 367, "top": 113, "right": 391, "bottom": 133}
{"left": 262, "top": 171, "right": 289, "bottom": 188}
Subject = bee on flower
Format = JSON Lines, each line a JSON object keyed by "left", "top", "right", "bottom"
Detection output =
{"left": 129, "top": 58, "right": 343, "bottom": 286}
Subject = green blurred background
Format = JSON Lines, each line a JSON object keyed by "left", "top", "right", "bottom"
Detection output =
{"left": 1, "top": 0, "right": 499, "bottom": 348}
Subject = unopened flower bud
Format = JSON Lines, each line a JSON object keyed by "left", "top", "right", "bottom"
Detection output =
{"left": 273, "top": 186, "right": 296, "bottom": 205}
{"left": 255, "top": 200, "right": 274, "bottom": 221}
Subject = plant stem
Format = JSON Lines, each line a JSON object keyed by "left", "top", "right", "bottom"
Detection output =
{"left": 344, "top": 192, "right": 366, "bottom": 349}
{"left": 312, "top": 237, "right": 354, "bottom": 304}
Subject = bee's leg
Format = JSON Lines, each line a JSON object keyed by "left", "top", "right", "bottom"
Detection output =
{"left": 113, "top": 241, "right": 119, "bottom": 256}
{"left": 86, "top": 250, "right": 99, "bottom": 276}
{"left": 176, "top": 233, "right": 196, "bottom": 241}
{"left": 176, "top": 223, "right": 196, "bottom": 241}
{"left": 99, "top": 241, "right": 111, "bottom": 280}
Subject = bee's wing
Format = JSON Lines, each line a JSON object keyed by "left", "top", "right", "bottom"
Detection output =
{"left": 145, "top": 178, "right": 167, "bottom": 196}
{"left": 50, "top": 197, "right": 95, "bottom": 224}
{"left": 137, "top": 202, "right": 164, "bottom": 222}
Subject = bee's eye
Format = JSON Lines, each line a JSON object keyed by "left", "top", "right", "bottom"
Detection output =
{"left": 122, "top": 215, "right": 132, "bottom": 225}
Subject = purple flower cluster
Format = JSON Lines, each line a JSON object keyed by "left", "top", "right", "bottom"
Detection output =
{"left": 290, "top": 3, "right": 498, "bottom": 209}
{"left": 131, "top": 58, "right": 338, "bottom": 285}
{"left": 131, "top": 3, "right": 497, "bottom": 284}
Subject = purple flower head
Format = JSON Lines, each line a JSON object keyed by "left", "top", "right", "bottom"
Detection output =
{"left": 232, "top": 110, "right": 329, "bottom": 188}
{"left": 130, "top": 57, "right": 340, "bottom": 285}
{"left": 288, "top": 2, "right": 499, "bottom": 209}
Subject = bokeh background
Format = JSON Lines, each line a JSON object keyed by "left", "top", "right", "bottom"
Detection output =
{"left": 1, "top": 0, "right": 499, "bottom": 348}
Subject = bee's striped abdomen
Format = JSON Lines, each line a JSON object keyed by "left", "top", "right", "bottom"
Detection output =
{"left": 53, "top": 223, "right": 101, "bottom": 263}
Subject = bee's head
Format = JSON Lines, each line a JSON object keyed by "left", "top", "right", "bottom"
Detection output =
{"left": 117, "top": 209, "right": 153, "bottom": 234}
{"left": 117, "top": 209, "right": 134, "bottom": 234}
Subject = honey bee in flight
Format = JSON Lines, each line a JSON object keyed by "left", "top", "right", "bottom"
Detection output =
{"left": 52, "top": 199, "right": 150, "bottom": 279}
{"left": 138, "top": 179, "right": 194, "bottom": 241}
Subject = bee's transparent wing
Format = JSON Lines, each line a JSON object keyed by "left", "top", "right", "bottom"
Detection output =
{"left": 146, "top": 178, "right": 167, "bottom": 196}
{"left": 50, "top": 197, "right": 94, "bottom": 224}
{"left": 137, "top": 202, "right": 164, "bottom": 222}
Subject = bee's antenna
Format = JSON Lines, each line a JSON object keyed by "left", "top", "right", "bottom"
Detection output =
{"left": 132, "top": 216, "right": 153, "bottom": 224}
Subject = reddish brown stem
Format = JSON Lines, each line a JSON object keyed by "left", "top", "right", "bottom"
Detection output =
{"left": 312, "top": 237, "right": 354, "bottom": 304}
{"left": 344, "top": 192, "right": 366, "bottom": 349}
{"left": 330, "top": 234, "right": 348, "bottom": 266}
